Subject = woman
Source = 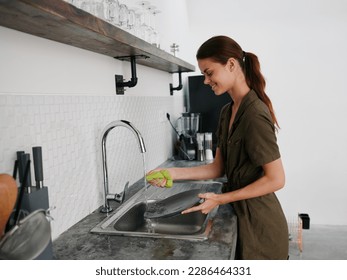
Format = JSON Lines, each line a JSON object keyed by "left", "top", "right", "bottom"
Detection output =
{"left": 147, "top": 35, "right": 288, "bottom": 260}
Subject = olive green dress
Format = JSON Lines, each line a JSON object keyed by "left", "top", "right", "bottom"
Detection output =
{"left": 217, "top": 89, "right": 288, "bottom": 260}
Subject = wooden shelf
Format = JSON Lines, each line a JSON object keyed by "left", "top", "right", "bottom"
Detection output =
{"left": 0, "top": 0, "right": 195, "bottom": 73}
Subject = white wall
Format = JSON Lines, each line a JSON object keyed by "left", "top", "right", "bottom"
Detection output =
{"left": 185, "top": 0, "right": 347, "bottom": 225}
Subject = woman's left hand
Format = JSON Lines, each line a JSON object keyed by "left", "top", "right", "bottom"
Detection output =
{"left": 181, "top": 192, "right": 221, "bottom": 214}
{"left": 146, "top": 169, "right": 173, "bottom": 188}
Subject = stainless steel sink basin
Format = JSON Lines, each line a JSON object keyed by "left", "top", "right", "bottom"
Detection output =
{"left": 91, "top": 181, "right": 222, "bottom": 241}
{"left": 114, "top": 201, "right": 209, "bottom": 234}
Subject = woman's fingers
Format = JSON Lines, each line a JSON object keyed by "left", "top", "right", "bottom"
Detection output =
{"left": 182, "top": 192, "right": 220, "bottom": 214}
{"left": 181, "top": 205, "right": 202, "bottom": 214}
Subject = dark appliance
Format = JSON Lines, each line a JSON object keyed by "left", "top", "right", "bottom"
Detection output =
{"left": 187, "top": 75, "right": 231, "bottom": 153}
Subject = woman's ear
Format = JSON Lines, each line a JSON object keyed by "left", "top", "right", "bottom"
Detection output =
{"left": 228, "top": 58, "right": 235, "bottom": 71}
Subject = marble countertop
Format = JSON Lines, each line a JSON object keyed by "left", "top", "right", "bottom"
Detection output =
{"left": 52, "top": 160, "right": 237, "bottom": 260}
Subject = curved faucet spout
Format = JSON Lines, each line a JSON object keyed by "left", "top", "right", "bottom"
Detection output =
{"left": 100, "top": 120, "right": 146, "bottom": 213}
{"left": 101, "top": 120, "right": 146, "bottom": 154}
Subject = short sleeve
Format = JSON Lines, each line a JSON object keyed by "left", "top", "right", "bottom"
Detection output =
{"left": 245, "top": 111, "right": 280, "bottom": 166}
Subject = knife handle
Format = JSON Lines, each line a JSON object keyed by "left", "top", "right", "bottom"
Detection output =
{"left": 32, "top": 146, "right": 44, "bottom": 188}
{"left": 16, "top": 151, "right": 25, "bottom": 183}
{"left": 21, "top": 153, "right": 32, "bottom": 192}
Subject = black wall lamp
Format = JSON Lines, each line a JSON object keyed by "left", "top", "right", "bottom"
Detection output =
{"left": 115, "top": 55, "right": 148, "bottom": 95}
{"left": 170, "top": 71, "right": 182, "bottom": 95}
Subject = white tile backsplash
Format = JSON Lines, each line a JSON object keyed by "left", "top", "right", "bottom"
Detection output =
{"left": 0, "top": 94, "right": 178, "bottom": 239}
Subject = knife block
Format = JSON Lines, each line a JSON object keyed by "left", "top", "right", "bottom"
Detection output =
{"left": 22, "top": 187, "right": 53, "bottom": 260}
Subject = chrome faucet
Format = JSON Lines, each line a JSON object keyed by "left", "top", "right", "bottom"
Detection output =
{"left": 100, "top": 120, "right": 146, "bottom": 213}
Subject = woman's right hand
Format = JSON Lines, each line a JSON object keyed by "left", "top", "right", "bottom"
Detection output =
{"left": 146, "top": 169, "right": 173, "bottom": 188}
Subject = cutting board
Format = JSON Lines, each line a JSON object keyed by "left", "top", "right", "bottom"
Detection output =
{"left": 0, "top": 174, "right": 18, "bottom": 237}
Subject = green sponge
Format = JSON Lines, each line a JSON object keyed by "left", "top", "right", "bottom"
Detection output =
{"left": 146, "top": 169, "right": 173, "bottom": 188}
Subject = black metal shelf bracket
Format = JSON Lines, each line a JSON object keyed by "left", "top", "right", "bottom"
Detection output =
{"left": 170, "top": 71, "right": 182, "bottom": 95}
{"left": 115, "top": 55, "right": 149, "bottom": 95}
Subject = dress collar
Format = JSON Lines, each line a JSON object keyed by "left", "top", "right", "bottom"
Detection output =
{"left": 229, "top": 89, "right": 258, "bottom": 135}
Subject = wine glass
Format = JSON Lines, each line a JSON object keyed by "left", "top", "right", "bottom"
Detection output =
{"left": 137, "top": 1, "right": 150, "bottom": 42}
{"left": 149, "top": 8, "right": 161, "bottom": 47}
{"left": 119, "top": 3, "right": 129, "bottom": 30}
{"left": 81, "top": 0, "right": 106, "bottom": 20}
{"left": 127, "top": 8, "right": 136, "bottom": 34}
{"left": 107, "top": 0, "right": 121, "bottom": 26}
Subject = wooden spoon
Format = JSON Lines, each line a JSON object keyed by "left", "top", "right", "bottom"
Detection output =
{"left": 0, "top": 174, "right": 18, "bottom": 238}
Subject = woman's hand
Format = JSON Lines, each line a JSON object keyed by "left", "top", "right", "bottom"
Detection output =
{"left": 181, "top": 192, "right": 221, "bottom": 214}
{"left": 146, "top": 169, "right": 173, "bottom": 188}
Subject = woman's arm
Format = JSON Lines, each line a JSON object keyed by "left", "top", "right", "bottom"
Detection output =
{"left": 147, "top": 148, "right": 225, "bottom": 187}
{"left": 220, "top": 157, "right": 285, "bottom": 202}
{"left": 170, "top": 148, "right": 225, "bottom": 180}
{"left": 182, "top": 158, "right": 285, "bottom": 214}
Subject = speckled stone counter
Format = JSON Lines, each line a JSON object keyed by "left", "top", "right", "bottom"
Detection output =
{"left": 53, "top": 160, "right": 237, "bottom": 260}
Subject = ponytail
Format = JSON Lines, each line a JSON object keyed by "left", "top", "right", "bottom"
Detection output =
{"left": 243, "top": 52, "right": 280, "bottom": 129}
{"left": 197, "top": 36, "right": 279, "bottom": 129}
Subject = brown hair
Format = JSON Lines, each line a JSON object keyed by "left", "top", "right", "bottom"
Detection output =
{"left": 196, "top": 35, "right": 279, "bottom": 129}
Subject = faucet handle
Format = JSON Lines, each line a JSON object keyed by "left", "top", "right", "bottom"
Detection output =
{"left": 122, "top": 181, "right": 129, "bottom": 203}
{"left": 114, "top": 181, "right": 129, "bottom": 203}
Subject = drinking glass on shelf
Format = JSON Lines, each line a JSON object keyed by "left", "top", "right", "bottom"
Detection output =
{"left": 137, "top": 0, "right": 150, "bottom": 12}
{"left": 134, "top": 10, "right": 143, "bottom": 39}
{"left": 149, "top": 8, "right": 161, "bottom": 47}
{"left": 106, "top": 0, "right": 121, "bottom": 26}
{"left": 137, "top": 1, "right": 150, "bottom": 42}
{"left": 81, "top": 0, "right": 106, "bottom": 20}
{"left": 146, "top": 5, "right": 155, "bottom": 45}
{"left": 119, "top": 3, "right": 129, "bottom": 30}
{"left": 139, "top": 13, "right": 149, "bottom": 41}
{"left": 127, "top": 8, "right": 136, "bottom": 34}
{"left": 97, "top": 0, "right": 108, "bottom": 20}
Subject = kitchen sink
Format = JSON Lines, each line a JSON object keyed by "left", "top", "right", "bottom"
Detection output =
{"left": 91, "top": 181, "right": 222, "bottom": 241}
{"left": 113, "top": 201, "right": 211, "bottom": 238}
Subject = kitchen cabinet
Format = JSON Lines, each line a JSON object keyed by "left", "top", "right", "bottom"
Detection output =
{"left": 0, "top": 0, "right": 195, "bottom": 74}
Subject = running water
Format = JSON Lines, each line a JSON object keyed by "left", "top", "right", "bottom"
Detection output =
{"left": 141, "top": 153, "right": 155, "bottom": 233}
{"left": 142, "top": 153, "right": 149, "bottom": 209}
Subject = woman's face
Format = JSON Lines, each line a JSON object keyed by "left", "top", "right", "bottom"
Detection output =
{"left": 198, "top": 58, "right": 235, "bottom": 95}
